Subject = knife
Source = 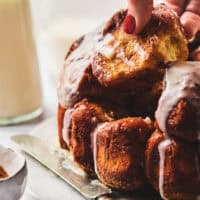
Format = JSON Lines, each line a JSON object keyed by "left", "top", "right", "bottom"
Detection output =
{"left": 11, "top": 134, "right": 111, "bottom": 200}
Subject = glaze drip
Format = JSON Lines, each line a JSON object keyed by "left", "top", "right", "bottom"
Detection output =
{"left": 158, "top": 139, "right": 172, "bottom": 200}
{"left": 93, "top": 123, "right": 108, "bottom": 179}
{"left": 62, "top": 109, "right": 73, "bottom": 146}
{"left": 57, "top": 24, "right": 121, "bottom": 108}
{"left": 155, "top": 61, "right": 200, "bottom": 140}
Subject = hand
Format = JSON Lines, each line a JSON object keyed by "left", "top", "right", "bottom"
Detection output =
{"left": 123, "top": 0, "right": 200, "bottom": 40}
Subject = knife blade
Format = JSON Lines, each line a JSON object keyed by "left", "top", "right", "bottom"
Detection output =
{"left": 11, "top": 134, "right": 111, "bottom": 200}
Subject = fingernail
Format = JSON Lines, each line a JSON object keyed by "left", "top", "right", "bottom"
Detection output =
{"left": 123, "top": 14, "right": 136, "bottom": 34}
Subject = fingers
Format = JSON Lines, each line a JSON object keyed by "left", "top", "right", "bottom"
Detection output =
{"left": 185, "top": 0, "right": 200, "bottom": 15}
{"left": 166, "top": 0, "right": 200, "bottom": 40}
{"left": 181, "top": 0, "right": 200, "bottom": 40}
{"left": 166, "top": 0, "right": 187, "bottom": 15}
{"left": 124, "top": 0, "right": 153, "bottom": 34}
{"left": 180, "top": 11, "right": 200, "bottom": 40}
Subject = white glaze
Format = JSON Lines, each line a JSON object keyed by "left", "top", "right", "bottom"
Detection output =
{"left": 98, "top": 34, "right": 120, "bottom": 59}
{"left": 57, "top": 27, "right": 100, "bottom": 108}
{"left": 93, "top": 123, "right": 108, "bottom": 178}
{"left": 62, "top": 109, "right": 74, "bottom": 146}
{"left": 116, "top": 49, "right": 135, "bottom": 67}
{"left": 58, "top": 19, "right": 149, "bottom": 108}
{"left": 58, "top": 25, "right": 119, "bottom": 108}
{"left": 133, "top": 42, "right": 147, "bottom": 61}
{"left": 155, "top": 61, "right": 200, "bottom": 140}
{"left": 158, "top": 139, "right": 172, "bottom": 200}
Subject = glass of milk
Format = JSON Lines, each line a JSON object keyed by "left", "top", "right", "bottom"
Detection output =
{"left": 0, "top": 0, "right": 43, "bottom": 125}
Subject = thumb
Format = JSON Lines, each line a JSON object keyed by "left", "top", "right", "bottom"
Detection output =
{"left": 124, "top": 0, "right": 153, "bottom": 34}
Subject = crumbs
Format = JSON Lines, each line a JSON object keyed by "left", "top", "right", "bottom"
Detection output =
{"left": 0, "top": 166, "right": 8, "bottom": 179}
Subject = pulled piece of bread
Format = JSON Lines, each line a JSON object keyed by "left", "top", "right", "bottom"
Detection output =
{"left": 58, "top": 4, "right": 188, "bottom": 108}
{"left": 92, "top": 4, "right": 188, "bottom": 87}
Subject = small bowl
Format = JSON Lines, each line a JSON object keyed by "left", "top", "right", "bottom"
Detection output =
{"left": 0, "top": 145, "right": 27, "bottom": 200}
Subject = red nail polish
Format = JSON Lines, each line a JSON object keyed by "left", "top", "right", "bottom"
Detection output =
{"left": 123, "top": 14, "right": 136, "bottom": 34}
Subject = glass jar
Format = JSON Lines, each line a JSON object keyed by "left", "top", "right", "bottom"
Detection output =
{"left": 0, "top": 0, "right": 43, "bottom": 125}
